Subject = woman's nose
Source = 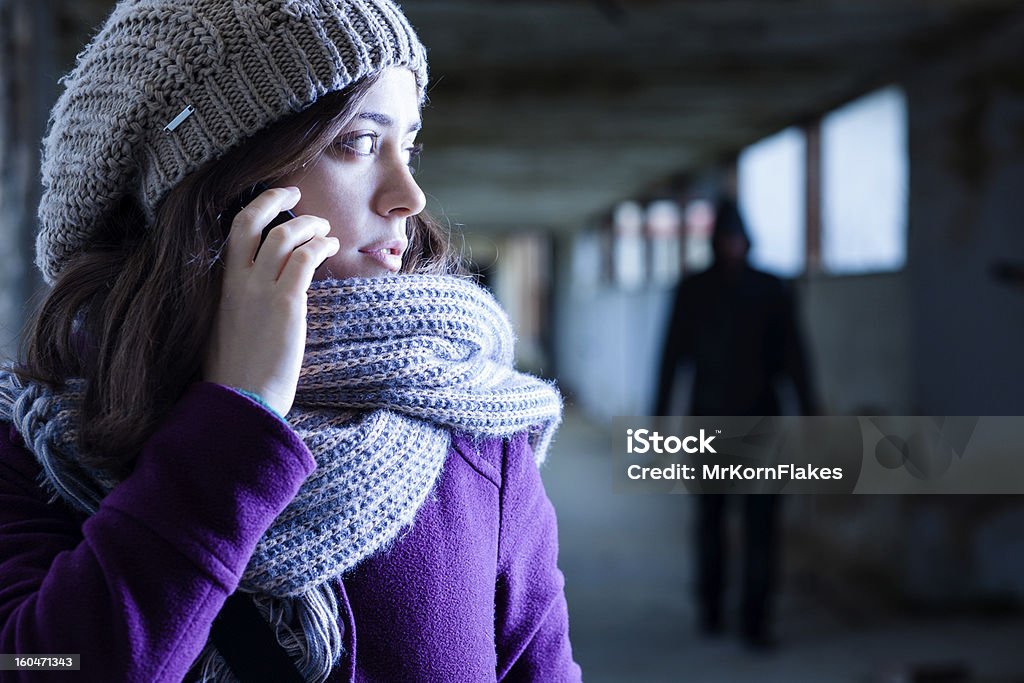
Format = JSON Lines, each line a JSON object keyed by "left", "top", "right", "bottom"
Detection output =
{"left": 375, "top": 157, "right": 426, "bottom": 218}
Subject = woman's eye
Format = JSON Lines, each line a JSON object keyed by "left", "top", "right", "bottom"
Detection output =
{"left": 341, "top": 133, "right": 379, "bottom": 155}
{"left": 405, "top": 143, "right": 423, "bottom": 175}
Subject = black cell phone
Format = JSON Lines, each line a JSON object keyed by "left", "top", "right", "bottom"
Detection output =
{"left": 225, "top": 181, "right": 297, "bottom": 256}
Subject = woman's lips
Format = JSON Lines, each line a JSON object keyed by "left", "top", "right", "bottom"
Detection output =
{"left": 359, "top": 240, "right": 406, "bottom": 272}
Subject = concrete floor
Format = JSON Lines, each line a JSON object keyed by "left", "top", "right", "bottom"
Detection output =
{"left": 541, "top": 407, "right": 1024, "bottom": 683}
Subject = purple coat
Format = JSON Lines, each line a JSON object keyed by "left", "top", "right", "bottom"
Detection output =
{"left": 0, "top": 382, "right": 582, "bottom": 682}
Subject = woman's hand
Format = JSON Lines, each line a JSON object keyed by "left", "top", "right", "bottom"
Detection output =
{"left": 203, "top": 186, "right": 339, "bottom": 417}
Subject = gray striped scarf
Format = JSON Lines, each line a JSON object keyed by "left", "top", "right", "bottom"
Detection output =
{"left": 0, "top": 274, "right": 562, "bottom": 682}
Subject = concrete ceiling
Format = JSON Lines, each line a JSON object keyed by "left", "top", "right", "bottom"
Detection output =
{"left": 56, "top": 0, "right": 1024, "bottom": 235}
{"left": 401, "top": 0, "right": 1024, "bottom": 234}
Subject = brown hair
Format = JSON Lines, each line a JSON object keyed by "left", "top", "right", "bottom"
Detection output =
{"left": 15, "top": 71, "right": 463, "bottom": 478}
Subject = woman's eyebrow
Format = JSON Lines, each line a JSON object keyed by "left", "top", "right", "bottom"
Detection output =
{"left": 357, "top": 111, "right": 422, "bottom": 134}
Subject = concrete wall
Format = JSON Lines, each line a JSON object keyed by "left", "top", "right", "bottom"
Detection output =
{"left": 799, "top": 272, "right": 912, "bottom": 415}
{"left": 553, "top": 252, "right": 913, "bottom": 420}
{"left": 1, "top": 2, "right": 32, "bottom": 359}
{"left": 0, "top": 1, "right": 59, "bottom": 361}
{"left": 791, "top": 22, "right": 1024, "bottom": 608}
{"left": 553, "top": 231, "right": 672, "bottom": 418}
{"left": 905, "top": 28, "right": 1024, "bottom": 416}
{"left": 788, "top": 495, "right": 1024, "bottom": 609}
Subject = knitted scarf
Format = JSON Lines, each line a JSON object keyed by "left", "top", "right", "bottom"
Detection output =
{"left": 0, "top": 274, "right": 562, "bottom": 682}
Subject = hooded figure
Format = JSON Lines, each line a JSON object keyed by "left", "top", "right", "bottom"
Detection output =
{"left": 656, "top": 197, "right": 813, "bottom": 416}
{"left": 654, "top": 196, "right": 817, "bottom": 648}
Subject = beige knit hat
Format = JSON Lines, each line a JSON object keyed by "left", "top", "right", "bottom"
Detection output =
{"left": 36, "top": 0, "right": 428, "bottom": 284}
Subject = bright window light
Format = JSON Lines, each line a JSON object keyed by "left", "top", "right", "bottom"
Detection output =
{"left": 821, "top": 86, "right": 908, "bottom": 274}
{"left": 738, "top": 126, "right": 806, "bottom": 277}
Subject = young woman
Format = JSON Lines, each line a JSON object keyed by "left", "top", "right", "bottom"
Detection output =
{"left": 0, "top": 1, "right": 581, "bottom": 681}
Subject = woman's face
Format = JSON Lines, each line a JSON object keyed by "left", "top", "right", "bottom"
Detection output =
{"left": 280, "top": 67, "right": 426, "bottom": 280}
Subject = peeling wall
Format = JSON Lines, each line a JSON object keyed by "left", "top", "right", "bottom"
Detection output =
{"left": 788, "top": 25, "right": 1024, "bottom": 608}
{"left": 906, "top": 46, "right": 1024, "bottom": 415}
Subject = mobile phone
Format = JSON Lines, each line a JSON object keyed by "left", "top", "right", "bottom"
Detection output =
{"left": 224, "top": 181, "right": 297, "bottom": 257}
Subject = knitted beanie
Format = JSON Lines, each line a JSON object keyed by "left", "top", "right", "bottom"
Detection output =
{"left": 36, "top": 0, "right": 428, "bottom": 285}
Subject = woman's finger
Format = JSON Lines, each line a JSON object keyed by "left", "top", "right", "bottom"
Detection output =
{"left": 278, "top": 235, "right": 340, "bottom": 295}
{"left": 250, "top": 215, "right": 332, "bottom": 282}
{"left": 223, "top": 186, "right": 301, "bottom": 268}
